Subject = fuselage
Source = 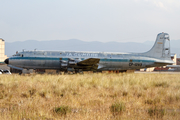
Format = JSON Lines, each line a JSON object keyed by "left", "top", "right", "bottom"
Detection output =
{"left": 7, "top": 50, "right": 173, "bottom": 71}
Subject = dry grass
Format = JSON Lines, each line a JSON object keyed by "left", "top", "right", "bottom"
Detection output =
{"left": 0, "top": 73, "right": 180, "bottom": 120}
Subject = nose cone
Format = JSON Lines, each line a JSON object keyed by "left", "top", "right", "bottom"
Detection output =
{"left": 4, "top": 58, "right": 9, "bottom": 64}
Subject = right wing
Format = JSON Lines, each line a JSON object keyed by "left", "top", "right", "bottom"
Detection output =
{"left": 77, "top": 58, "right": 100, "bottom": 71}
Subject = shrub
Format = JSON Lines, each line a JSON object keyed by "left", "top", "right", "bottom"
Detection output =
{"left": 137, "top": 93, "right": 142, "bottom": 98}
{"left": 176, "top": 95, "right": 180, "bottom": 101}
{"left": 166, "top": 95, "right": 174, "bottom": 104}
{"left": 29, "top": 89, "right": 36, "bottom": 96}
{"left": 145, "top": 99, "right": 153, "bottom": 105}
{"left": 154, "top": 82, "right": 169, "bottom": 88}
{"left": 122, "top": 91, "right": 128, "bottom": 96}
{"left": 148, "top": 106, "right": 165, "bottom": 118}
{"left": 21, "top": 93, "right": 29, "bottom": 98}
{"left": 110, "top": 102, "right": 125, "bottom": 116}
{"left": 109, "top": 93, "right": 117, "bottom": 98}
{"left": 39, "top": 91, "right": 46, "bottom": 98}
{"left": 0, "top": 93, "right": 3, "bottom": 99}
{"left": 53, "top": 105, "right": 71, "bottom": 116}
{"left": 145, "top": 98, "right": 160, "bottom": 105}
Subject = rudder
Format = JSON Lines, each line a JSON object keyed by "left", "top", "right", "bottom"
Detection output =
{"left": 142, "top": 33, "right": 171, "bottom": 59}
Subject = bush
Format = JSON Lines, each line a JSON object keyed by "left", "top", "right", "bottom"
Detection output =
{"left": 29, "top": 89, "right": 36, "bottom": 96}
{"left": 145, "top": 98, "right": 160, "bottom": 105}
{"left": 53, "top": 105, "right": 71, "bottom": 116}
{"left": 110, "top": 102, "right": 125, "bottom": 116}
{"left": 154, "top": 82, "right": 169, "bottom": 88}
{"left": 39, "top": 91, "right": 46, "bottom": 98}
{"left": 148, "top": 106, "right": 165, "bottom": 118}
{"left": 122, "top": 91, "right": 128, "bottom": 96}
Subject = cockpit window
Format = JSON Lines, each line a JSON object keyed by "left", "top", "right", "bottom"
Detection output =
{"left": 13, "top": 54, "right": 23, "bottom": 57}
{"left": 15, "top": 54, "right": 21, "bottom": 56}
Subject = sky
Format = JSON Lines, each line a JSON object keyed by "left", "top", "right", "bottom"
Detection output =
{"left": 0, "top": 0, "right": 180, "bottom": 43}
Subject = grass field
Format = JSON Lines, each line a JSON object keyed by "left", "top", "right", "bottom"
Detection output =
{"left": 0, "top": 73, "right": 180, "bottom": 120}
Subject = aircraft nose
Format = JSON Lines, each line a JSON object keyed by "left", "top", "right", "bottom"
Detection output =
{"left": 4, "top": 58, "right": 9, "bottom": 64}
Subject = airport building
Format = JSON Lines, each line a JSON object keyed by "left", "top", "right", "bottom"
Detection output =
{"left": 0, "top": 38, "right": 9, "bottom": 70}
{"left": 0, "top": 38, "right": 7, "bottom": 63}
{"left": 177, "top": 58, "right": 180, "bottom": 65}
{"left": 171, "top": 53, "right": 177, "bottom": 65}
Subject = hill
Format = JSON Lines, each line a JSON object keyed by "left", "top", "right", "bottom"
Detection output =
{"left": 5, "top": 39, "right": 180, "bottom": 57}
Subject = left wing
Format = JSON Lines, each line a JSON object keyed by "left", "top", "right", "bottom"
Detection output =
{"left": 7, "top": 65, "right": 24, "bottom": 70}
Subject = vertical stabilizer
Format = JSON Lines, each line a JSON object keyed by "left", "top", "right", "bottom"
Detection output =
{"left": 142, "top": 33, "right": 171, "bottom": 59}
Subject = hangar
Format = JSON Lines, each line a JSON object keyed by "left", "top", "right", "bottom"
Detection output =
{"left": 0, "top": 38, "right": 8, "bottom": 70}
{"left": 0, "top": 39, "right": 7, "bottom": 62}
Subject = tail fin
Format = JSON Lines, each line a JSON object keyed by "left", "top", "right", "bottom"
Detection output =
{"left": 142, "top": 33, "right": 171, "bottom": 59}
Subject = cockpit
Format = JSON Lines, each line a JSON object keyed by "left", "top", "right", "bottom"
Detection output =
{"left": 13, "top": 53, "right": 24, "bottom": 57}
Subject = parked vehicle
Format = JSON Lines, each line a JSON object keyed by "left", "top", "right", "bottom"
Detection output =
{"left": 3, "top": 70, "right": 11, "bottom": 74}
{"left": 0, "top": 69, "right": 11, "bottom": 74}
{"left": 0, "top": 69, "right": 3, "bottom": 74}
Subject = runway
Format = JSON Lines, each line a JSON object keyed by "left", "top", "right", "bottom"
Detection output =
{"left": 135, "top": 71, "right": 180, "bottom": 74}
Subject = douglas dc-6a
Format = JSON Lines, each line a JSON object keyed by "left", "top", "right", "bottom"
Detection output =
{"left": 4, "top": 33, "right": 174, "bottom": 74}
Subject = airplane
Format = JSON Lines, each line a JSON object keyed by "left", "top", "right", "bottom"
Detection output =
{"left": 4, "top": 32, "right": 174, "bottom": 74}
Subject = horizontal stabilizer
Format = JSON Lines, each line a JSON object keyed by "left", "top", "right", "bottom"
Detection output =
{"left": 77, "top": 58, "right": 100, "bottom": 66}
{"left": 154, "top": 60, "right": 174, "bottom": 65}
{"left": 167, "top": 65, "right": 180, "bottom": 68}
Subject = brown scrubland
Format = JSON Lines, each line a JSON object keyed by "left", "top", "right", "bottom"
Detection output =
{"left": 0, "top": 73, "right": 180, "bottom": 120}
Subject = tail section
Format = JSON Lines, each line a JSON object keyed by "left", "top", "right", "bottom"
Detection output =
{"left": 142, "top": 33, "right": 171, "bottom": 59}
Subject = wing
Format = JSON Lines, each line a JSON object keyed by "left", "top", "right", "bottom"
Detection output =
{"left": 77, "top": 58, "right": 100, "bottom": 66}
{"left": 77, "top": 58, "right": 100, "bottom": 71}
{"left": 7, "top": 65, "right": 23, "bottom": 70}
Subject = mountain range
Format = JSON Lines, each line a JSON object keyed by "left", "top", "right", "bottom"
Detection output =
{"left": 5, "top": 39, "right": 180, "bottom": 58}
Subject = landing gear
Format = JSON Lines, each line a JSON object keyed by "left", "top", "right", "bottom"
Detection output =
{"left": 75, "top": 69, "right": 83, "bottom": 74}
{"left": 119, "top": 70, "right": 127, "bottom": 73}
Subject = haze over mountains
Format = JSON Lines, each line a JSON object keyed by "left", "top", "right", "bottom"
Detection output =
{"left": 5, "top": 39, "right": 180, "bottom": 57}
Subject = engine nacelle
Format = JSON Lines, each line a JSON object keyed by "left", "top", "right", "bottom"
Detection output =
{"left": 60, "top": 60, "right": 68, "bottom": 67}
